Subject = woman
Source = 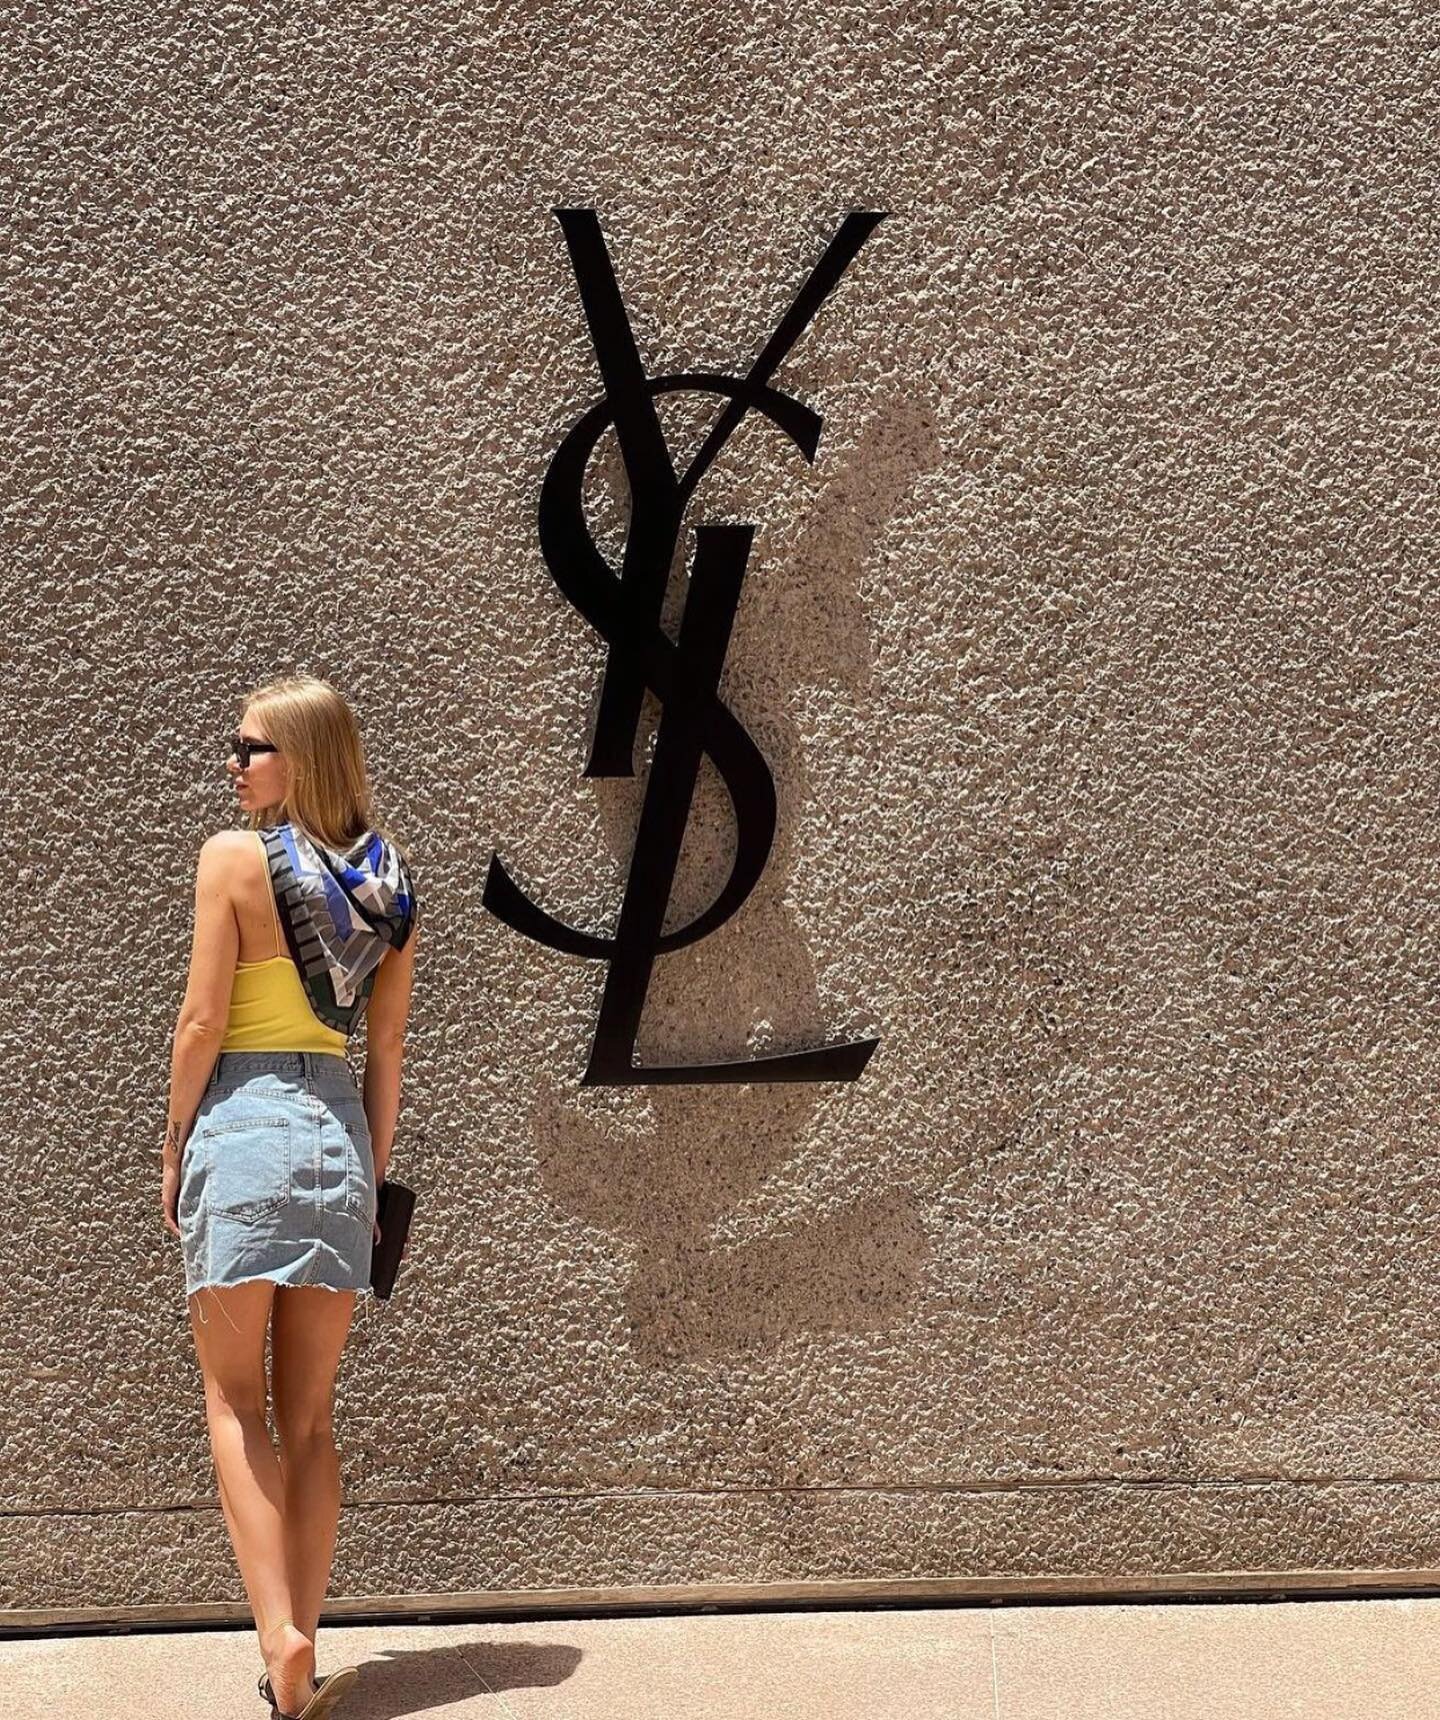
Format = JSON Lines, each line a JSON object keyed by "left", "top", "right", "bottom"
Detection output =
{"left": 160, "top": 675, "right": 420, "bottom": 1720}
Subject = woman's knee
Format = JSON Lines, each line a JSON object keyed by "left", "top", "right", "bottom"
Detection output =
{"left": 200, "top": 1382, "right": 268, "bottom": 1424}
{"left": 274, "top": 1409, "right": 337, "bottom": 1451}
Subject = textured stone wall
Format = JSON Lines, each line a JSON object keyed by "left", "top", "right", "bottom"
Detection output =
{"left": 8, "top": 1, "right": 1440, "bottom": 1613}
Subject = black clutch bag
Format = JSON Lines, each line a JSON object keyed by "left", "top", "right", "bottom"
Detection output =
{"left": 370, "top": 1176, "right": 416, "bottom": 1300}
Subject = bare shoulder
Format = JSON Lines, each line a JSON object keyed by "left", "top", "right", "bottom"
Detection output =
{"left": 195, "top": 829, "right": 255, "bottom": 880}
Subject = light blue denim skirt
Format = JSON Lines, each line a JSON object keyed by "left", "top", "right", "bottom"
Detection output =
{"left": 179, "top": 1050, "right": 376, "bottom": 1306}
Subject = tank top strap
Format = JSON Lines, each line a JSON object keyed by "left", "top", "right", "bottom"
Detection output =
{"left": 254, "top": 829, "right": 286, "bottom": 961}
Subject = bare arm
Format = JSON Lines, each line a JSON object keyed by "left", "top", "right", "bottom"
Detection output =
{"left": 361, "top": 918, "right": 418, "bottom": 1185}
{"left": 162, "top": 834, "right": 242, "bottom": 1166}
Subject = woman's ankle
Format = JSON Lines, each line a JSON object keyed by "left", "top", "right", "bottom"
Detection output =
{"left": 262, "top": 1617, "right": 313, "bottom": 1664}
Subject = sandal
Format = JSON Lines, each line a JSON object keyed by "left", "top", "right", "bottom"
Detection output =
{"left": 259, "top": 1670, "right": 327, "bottom": 1705}
{"left": 258, "top": 1666, "right": 359, "bottom": 1719}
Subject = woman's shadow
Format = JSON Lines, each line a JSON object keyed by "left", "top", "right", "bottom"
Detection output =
{"left": 330, "top": 1636, "right": 581, "bottom": 1716}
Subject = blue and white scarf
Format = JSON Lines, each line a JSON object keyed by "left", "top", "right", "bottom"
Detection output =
{"left": 259, "top": 819, "right": 419, "bottom": 1034}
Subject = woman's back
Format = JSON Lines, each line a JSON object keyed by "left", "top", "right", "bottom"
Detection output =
{"left": 221, "top": 960, "right": 350, "bottom": 1055}
{"left": 219, "top": 830, "right": 350, "bottom": 1054}
{"left": 232, "top": 827, "right": 292, "bottom": 965}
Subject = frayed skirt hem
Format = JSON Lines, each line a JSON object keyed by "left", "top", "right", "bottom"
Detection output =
{"left": 185, "top": 1270, "right": 376, "bottom": 1324}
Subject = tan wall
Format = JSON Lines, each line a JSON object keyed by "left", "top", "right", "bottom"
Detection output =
{"left": 9, "top": 3, "right": 1440, "bottom": 1615}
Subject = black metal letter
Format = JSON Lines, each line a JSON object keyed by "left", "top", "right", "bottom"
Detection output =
{"left": 485, "top": 208, "right": 886, "bottom": 1085}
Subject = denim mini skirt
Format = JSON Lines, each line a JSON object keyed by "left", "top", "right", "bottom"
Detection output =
{"left": 179, "top": 1050, "right": 376, "bottom": 1311}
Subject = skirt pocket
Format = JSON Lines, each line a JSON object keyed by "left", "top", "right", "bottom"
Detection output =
{"left": 194, "top": 1114, "right": 294, "bottom": 1226}
{"left": 327, "top": 1096, "right": 375, "bottom": 1224}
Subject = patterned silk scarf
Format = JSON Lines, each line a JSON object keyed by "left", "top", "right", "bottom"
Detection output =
{"left": 258, "top": 819, "right": 419, "bottom": 1034}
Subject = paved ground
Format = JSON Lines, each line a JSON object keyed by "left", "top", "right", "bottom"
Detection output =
{"left": 3, "top": 1596, "right": 1438, "bottom": 1718}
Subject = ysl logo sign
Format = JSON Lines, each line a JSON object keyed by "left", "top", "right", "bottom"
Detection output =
{"left": 486, "top": 208, "right": 885, "bottom": 1085}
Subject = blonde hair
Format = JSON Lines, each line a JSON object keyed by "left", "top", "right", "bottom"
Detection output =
{"left": 238, "top": 674, "right": 411, "bottom": 861}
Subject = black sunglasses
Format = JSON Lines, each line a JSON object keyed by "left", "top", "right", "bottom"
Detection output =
{"left": 228, "top": 734, "right": 280, "bottom": 769}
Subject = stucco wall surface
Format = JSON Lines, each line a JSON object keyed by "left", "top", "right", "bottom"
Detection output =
{"left": 7, "top": 1, "right": 1440, "bottom": 1611}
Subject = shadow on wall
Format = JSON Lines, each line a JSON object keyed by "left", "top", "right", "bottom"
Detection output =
{"left": 530, "top": 394, "right": 943, "bottom": 1361}
{"left": 533, "top": 1080, "right": 930, "bottom": 1362}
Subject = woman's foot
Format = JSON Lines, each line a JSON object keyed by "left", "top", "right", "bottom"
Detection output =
{"left": 261, "top": 1619, "right": 316, "bottom": 1717}
{"left": 259, "top": 1668, "right": 327, "bottom": 1707}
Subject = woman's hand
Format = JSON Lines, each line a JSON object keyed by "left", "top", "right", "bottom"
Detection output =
{"left": 160, "top": 1148, "right": 182, "bottom": 1237}
{"left": 160, "top": 1118, "right": 189, "bottom": 1238}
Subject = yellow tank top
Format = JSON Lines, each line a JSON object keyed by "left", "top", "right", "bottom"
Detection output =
{"left": 219, "top": 834, "right": 349, "bottom": 1055}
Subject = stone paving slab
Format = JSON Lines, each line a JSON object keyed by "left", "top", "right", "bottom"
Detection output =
{"left": 991, "top": 1594, "right": 1440, "bottom": 1720}
{"left": 2, "top": 1596, "right": 1437, "bottom": 1718}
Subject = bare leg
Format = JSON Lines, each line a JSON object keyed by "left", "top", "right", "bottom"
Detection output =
{"left": 187, "top": 1281, "right": 317, "bottom": 1714}
{"left": 270, "top": 1285, "right": 360, "bottom": 1650}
